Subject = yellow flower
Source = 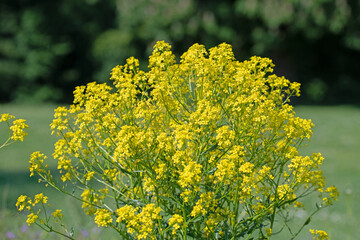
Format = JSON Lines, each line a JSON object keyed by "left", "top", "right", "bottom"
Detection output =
{"left": 84, "top": 171, "right": 95, "bottom": 181}
{"left": 276, "top": 184, "right": 295, "bottom": 201}
{"left": 323, "top": 186, "right": 339, "bottom": 205}
{"left": 26, "top": 213, "right": 38, "bottom": 226}
{"left": 178, "top": 161, "right": 202, "bottom": 188}
{"left": 310, "top": 229, "right": 329, "bottom": 240}
{"left": 52, "top": 209, "right": 64, "bottom": 222}
{"left": 265, "top": 228, "right": 272, "bottom": 236}
{"left": 0, "top": 114, "right": 28, "bottom": 143}
{"left": 103, "top": 168, "right": 118, "bottom": 181}
{"left": 168, "top": 214, "right": 184, "bottom": 235}
{"left": 94, "top": 209, "right": 113, "bottom": 227}
{"left": 34, "top": 193, "right": 48, "bottom": 205}
{"left": 116, "top": 204, "right": 161, "bottom": 239}
{"left": 29, "top": 151, "right": 47, "bottom": 177}
{"left": 116, "top": 205, "right": 136, "bottom": 223}
{"left": 60, "top": 172, "right": 72, "bottom": 182}
{"left": 81, "top": 189, "right": 99, "bottom": 215}
{"left": 10, "top": 119, "right": 29, "bottom": 141}
{"left": 0, "top": 113, "right": 14, "bottom": 122}
{"left": 216, "top": 126, "right": 235, "bottom": 149}
{"left": 239, "top": 162, "right": 254, "bottom": 174}
{"left": 155, "top": 163, "right": 167, "bottom": 180}
{"left": 190, "top": 192, "right": 217, "bottom": 217}
{"left": 214, "top": 158, "right": 235, "bottom": 184}
{"left": 16, "top": 195, "right": 28, "bottom": 211}
{"left": 143, "top": 176, "right": 155, "bottom": 192}
{"left": 52, "top": 209, "right": 63, "bottom": 219}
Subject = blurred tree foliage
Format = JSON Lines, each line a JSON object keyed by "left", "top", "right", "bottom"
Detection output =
{"left": 0, "top": 0, "right": 116, "bottom": 103}
{"left": 1, "top": 0, "right": 359, "bottom": 104}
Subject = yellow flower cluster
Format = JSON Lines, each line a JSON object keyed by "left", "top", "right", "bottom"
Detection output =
{"left": 10, "top": 119, "right": 28, "bottom": 141}
{"left": 52, "top": 209, "right": 63, "bottom": 219}
{"left": 116, "top": 203, "right": 162, "bottom": 239}
{"left": 22, "top": 41, "right": 337, "bottom": 239}
{"left": 310, "top": 229, "right": 329, "bottom": 240}
{"left": 168, "top": 214, "right": 184, "bottom": 235}
{"left": 0, "top": 113, "right": 28, "bottom": 148}
{"left": 15, "top": 193, "right": 70, "bottom": 238}
{"left": 190, "top": 192, "right": 217, "bottom": 217}
{"left": 29, "top": 151, "right": 48, "bottom": 177}
{"left": 81, "top": 188, "right": 108, "bottom": 215}
{"left": 94, "top": 208, "right": 113, "bottom": 227}
{"left": 16, "top": 193, "right": 49, "bottom": 226}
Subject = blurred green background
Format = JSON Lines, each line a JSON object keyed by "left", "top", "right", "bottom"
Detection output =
{"left": 1, "top": 0, "right": 360, "bottom": 239}
{"left": 1, "top": 0, "right": 360, "bottom": 104}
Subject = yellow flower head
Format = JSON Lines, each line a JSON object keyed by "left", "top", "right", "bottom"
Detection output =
{"left": 0, "top": 113, "right": 14, "bottom": 122}
{"left": 310, "top": 229, "right": 329, "bottom": 240}
{"left": 16, "top": 195, "right": 28, "bottom": 211}
{"left": 34, "top": 193, "right": 48, "bottom": 205}
{"left": 52, "top": 209, "right": 64, "bottom": 219}
{"left": 26, "top": 213, "right": 39, "bottom": 226}
{"left": 169, "top": 214, "right": 184, "bottom": 235}
{"left": 94, "top": 209, "right": 113, "bottom": 227}
{"left": 10, "top": 119, "right": 29, "bottom": 141}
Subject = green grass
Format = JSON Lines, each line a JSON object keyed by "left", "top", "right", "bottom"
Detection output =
{"left": 292, "top": 106, "right": 360, "bottom": 240}
{"left": 1, "top": 104, "right": 359, "bottom": 239}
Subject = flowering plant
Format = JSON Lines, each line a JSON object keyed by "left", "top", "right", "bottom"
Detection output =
{"left": 0, "top": 113, "right": 28, "bottom": 148}
{"left": 17, "top": 41, "right": 338, "bottom": 239}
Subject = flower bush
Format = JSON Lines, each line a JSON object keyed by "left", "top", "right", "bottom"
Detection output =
{"left": 16, "top": 41, "right": 338, "bottom": 239}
